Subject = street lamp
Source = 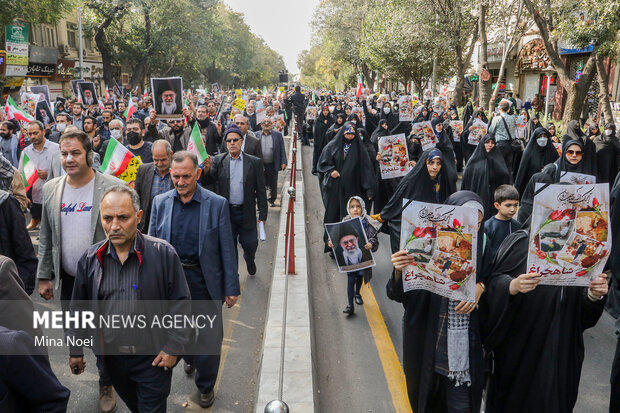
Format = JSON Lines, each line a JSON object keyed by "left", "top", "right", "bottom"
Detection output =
{"left": 543, "top": 64, "right": 555, "bottom": 123}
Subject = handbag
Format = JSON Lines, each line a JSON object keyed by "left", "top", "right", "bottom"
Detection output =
{"left": 501, "top": 115, "right": 524, "bottom": 151}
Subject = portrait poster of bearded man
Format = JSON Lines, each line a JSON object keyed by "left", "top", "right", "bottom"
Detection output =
{"left": 325, "top": 217, "right": 376, "bottom": 273}
{"left": 151, "top": 76, "right": 184, "bottom": 120}
{"left": 35, "top": 100, "right": 53, "bottom": 126}
{"left": 77, "top": 81, "right": 98, "bottom": 106}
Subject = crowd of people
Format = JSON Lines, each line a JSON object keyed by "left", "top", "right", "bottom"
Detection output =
{"left": 0, "top": 85, "right": 305, "bottom": 412}
{"left": 0, "top": 81, "right": 619, "bottom": 413}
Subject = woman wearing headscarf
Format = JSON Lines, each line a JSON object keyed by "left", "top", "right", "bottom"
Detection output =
{"left": 332, "top": 102, "right": 344, "bottom": 117}
{"left": 379, "top": 148, "right": 458, "bottom": 253}
{"left": 325, "top": 113, "right": 346, "bottom": 145}
{"left": 312, "top": 105, "right": 335, "bottom": 175}
{"left": 586, "top": 122, "right": 601, "bottom": 140}
{"left": 545, "top": 123, "right": 558, "bottom": 142}
{"left": 563, "top": 119, "right": 597, "bottom": 170}
{"left": 461, "top": 110, "right": 488, "bottom": 163}
{"left": 414, "top": 107, "right": 432, "bottom": 123}
{"left": 462, "top": 102, "right": 474, "bottom": 128}
{"left": 317, "top": 121, "right": 376, "bottom": 251}
{"left": 481, "top": 213, "right": 607, "bottom": 413}
{"left": 610, "top": 171, "right": 620, "bottom": 412}
{"left": 379, "top": 101, "right": 400, "bottom": 131}
{"left": 516, "top": 138, "right": 596, "bottom": 223}
{"left": 388, "top": 191, "right": 491, "bottom": 413}
{"left": 462, "top": 134, "right": 512, "bottom": 218}
{"left": 520, "top": 112, "right": 539, "bottom": 143}
{"left": 357, "top": 127, "right": 378, "bottom": 211}
{"left": 593, "top": 123, "right": 620, "bottom": 186}
{"left": 514, "top": 127, "right": 559, "bottom": 196}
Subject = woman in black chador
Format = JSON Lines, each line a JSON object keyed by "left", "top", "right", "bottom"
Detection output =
{"left": 514, "top": 127, "right": 559, "bottom": 196}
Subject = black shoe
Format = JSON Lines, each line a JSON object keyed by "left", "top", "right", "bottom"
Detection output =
{"left": 343, "top": 305, "right": 354, "bottom": 315}
{"left": 183, "top": 361, "right": 195, "bottom": 375}
{"left": 355, "top": 294, "right": 363, "bottom": 305}
{"left": 328, "top": 251, "right": 335, "bottom": 259}
{"left": 199, "top": 390, "right": 215, "bottom": 408}
{"left": 269, "top": 201, "right": 276, "bottom": 207}
{"left": 247, "top": 260, "right": 257, "bottom": 276}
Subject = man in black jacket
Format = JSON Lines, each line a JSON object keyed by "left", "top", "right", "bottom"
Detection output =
{"left": 0, "top": 190, "right": 37, "bottom": 294}
{"left": 289, "top": 85, "right": 306, "bottom": 137}
{"left": 201, "top": 124, "right": 268, "bottom": 276}
{"left": 68, "top": 185, "right": 191, "bottom": 413}
{"left": 134, "top": 140, "right": 173, "bottom": 233}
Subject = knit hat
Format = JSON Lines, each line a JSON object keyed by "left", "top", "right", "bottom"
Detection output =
{"left": 224, "top": 124, "right": 244, "bottom": 140}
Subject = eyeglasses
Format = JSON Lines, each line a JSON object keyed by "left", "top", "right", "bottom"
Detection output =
{"left": 225, "top": 138, "right": 241, "bottom": 143}
{"left": 234, "top": 122, "right": 246, "bottom": 126}
{"left": 566, "top": 150, "right": 582, "bottom": 156}
{"left": 169, "top": 120, "right": 182, "bottom": 124}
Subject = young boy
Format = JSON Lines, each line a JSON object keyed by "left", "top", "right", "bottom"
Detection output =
{"left": 484, "top": 185, "right": 521, "bottom": 258}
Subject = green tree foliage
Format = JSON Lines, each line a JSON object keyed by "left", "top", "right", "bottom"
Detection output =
{"left": 82, "top": 0, "right": 284, "bottom": 90}
{"left": 0, "top": 0, "right": 75, "bottom": 29}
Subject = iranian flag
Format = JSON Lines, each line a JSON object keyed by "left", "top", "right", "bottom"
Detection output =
{"left": 356, "top": 79, "right": 363, "bottom": 98}
{"left": 21, "top": 153, "right": 38, "bottom": 191}
{"left": 187, "top": 122, "right": 209, "bottom": 163}
{"left": 5, "top": 96, "right": 34, "bottom": 122}
{"left": 100, "top": 138, "right": 135, "bottom": 177}
{"left": 123, "top": 94, "right": 136, "bottom": 120}
{"left": 262, "top": 86, "right": 268, "bottom": 96}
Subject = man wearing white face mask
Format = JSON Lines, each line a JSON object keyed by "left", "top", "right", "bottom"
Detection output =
{"left": 49, "top": 113, "right": 72, "bottom": 144}
{"left": 98, "top": 119, "right": 125, "bottom": 161}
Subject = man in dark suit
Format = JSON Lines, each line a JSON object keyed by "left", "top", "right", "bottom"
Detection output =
{"left": 202, "top": 124, "right": 268, "bottom": 276}
{"left": 149, "top": 151, "right": 239, "bottom": 408}
{"left": 256, "top": 117, "right": 287, "bottom": 206}
{"left": 134, "top": 140, "right": 173, "bottom": 233}
{"left": 220, "top": 115, "right": 262, "bottom": 159}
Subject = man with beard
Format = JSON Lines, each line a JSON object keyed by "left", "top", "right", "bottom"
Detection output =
{"left": 206, "top": 100, "right": 219, "bottom": 123}
{"left": 189, "top": 105, "right": 222, "bottom": 156}
{"left": 83, "top": 89, "right": 95, "bottom": 105}
{"left": 334, "top": 222, "right": 372, "bottom": 270}
{"left": 0, "top": 121, "right": 20, "bottom": 167}
{"left": 160, "top": 88, "right": 178, "bottom": 115}
{"left": 48, "top": 113, "right": 71, "bottom": 144}
{"left": 146, "top": 112, "right": 191, "bottom": 152}
{"left": 135, "top": 140, "right": 173, "bottom": 233}
{"left": 244, "top": 102, "right": 258, "bottom": 131}
{"left": 125, "top": 118, "right": 153, "bottom": 163}
{"left": 71, "top": 102, "right": 85, "bottom": 130}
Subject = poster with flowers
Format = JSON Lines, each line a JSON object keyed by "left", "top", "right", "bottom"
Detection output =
{"left": 400, "top": 200, "right": 478, "bottom": 301}
{"left": 378, "top": 134, "right": 411, "bottom": 179}
{"left": 398, "top": 95, "right": 415, "bottom": 122}
{"left": 450, "top": 120, "right": 463, "bottom": 142}
{"left": 468, "top": 119, "right": 487, "bottom": 146}
{"left": 411, "top": 121, "right": 436, "bottom": 151}
{"left": 527, "top": 183, "right": 611, "bottom": 286}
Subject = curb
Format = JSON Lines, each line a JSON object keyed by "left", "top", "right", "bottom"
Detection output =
{"left": 255, "top": 135, "right": 314, "bottom": 412}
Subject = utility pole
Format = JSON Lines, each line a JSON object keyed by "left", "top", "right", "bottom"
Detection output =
{"left": 431, "top": 11, "right": 438, "bottom": 95}
{"left": 78, "top": 8, "right": 84, "bottom": 79}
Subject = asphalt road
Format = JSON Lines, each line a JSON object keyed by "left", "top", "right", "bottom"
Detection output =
{"left": 300, "top": 143, "right": 616, "bottom": 413}
{"left": 28, "top": 140, "right": 290, "bottom": 413}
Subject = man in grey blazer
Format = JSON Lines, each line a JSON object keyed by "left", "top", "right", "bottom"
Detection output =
{"left": 149, "top": 151, "right": 240, "bottom": 408}
{"left": 36, "top": 130, "right": 124, "bottom": 413}
{"left": 257, "top": 117, "right": 287, "bottom": 206}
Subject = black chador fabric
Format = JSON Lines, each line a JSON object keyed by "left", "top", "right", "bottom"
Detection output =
{"left": 378, "top": 102, "right": 400, "bottom": 131}
{"left": 380, "top": 149, "right": 457, "bottom": 253}
{"left": 562, "top": 120, "right": 597, "bottom": 170}
{"left": 387, "top": 191, "right": 487, "bottom": 413}
{"left": 324, "top": 114, "right": 345, "bottom": 146}
{"left": 462, "top": 102, "right": 474, "bottom": 128}
{"left": 462, "top": 135, "right": 511, "bottom": 218}
{"left": 481, "top": 230, "right": 605, "bottom": 413}
{"left": 521, "top": 113, "right": 540, "bottom": 142}
{"left": 370, "top": 119, "right": 390, "bottom": 145}
{"left": 552, "top": 138, "right": 597, "bottom": 181}
{"left": 461, "top": 110, "right": 488, "bottom": 163}
{"left": 432, "top": 117, "right": 458, "bottom": 189}
{"left": 358, "top": 127, "right": 378, "bottom": 211}
{"left": 312, "top": 108, "right": 335, "bottom": 173}
{"left": 317, "top": 123, "right": 375, "bottom": 248}
{"left": 414, "top": 107, "right": 431, "bottom": 123}
{"left": 592, "top": 123, "right": 620, "bottom": 185}
{"left": 514, "top": 127, "right": 559, "bottom": 196}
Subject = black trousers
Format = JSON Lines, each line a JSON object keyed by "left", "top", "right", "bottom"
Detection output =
{"left": 263, "top": 163, "right": 279, "bottom": 203}
{"left": 229, "top": 206, "right": 258, "bottom": 265}
{"left": 346, "top": 272, "right": 363, "bottom": 307}
{"left": 496, "top": 140, "right": 515, "bottom": 178}
{"left": 182, "top": 271, "right": 223, "bottom": 395}
{"left": 60, "top": 269, "right": 112, "bottom": 387}
{"left": 426, "top": 373, "right": 472, "bottom": 413}
{"left": 101, "top": 355, "right": 172, "bottom": 413}
{"left": 611, "top": 335, "right": 620, "bottom": 413}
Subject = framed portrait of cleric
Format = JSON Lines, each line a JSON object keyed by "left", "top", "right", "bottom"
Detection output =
{"left": 70, "top": 79, "right": 85, "bottom": 98}
{"left": 78, "top": 82, "right": 98, "bottom": 106}
{"left": 325, "top": 217, "right": 376, "bottom": 273}
{"left": 30, "top": 85, "right": 51, "bottom": 107}
{"left": 35, "top": 100, "right": 54, "bottom": 126}
{"left": 151, "top": 77, "right": 184, "bottom": 120}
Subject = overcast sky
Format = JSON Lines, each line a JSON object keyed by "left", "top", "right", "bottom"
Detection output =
{"left": 222, "top": 0, "right": 320, "bottom": 74}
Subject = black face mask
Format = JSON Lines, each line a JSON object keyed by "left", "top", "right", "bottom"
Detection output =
{"left": 0, "top": 132, "right": 10, "bottom": 139}
{"left": 126, "top": 131, "right": 142, "bottom": 145}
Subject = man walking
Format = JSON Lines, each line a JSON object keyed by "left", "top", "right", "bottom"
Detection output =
{"left": 135, "top": 140, "right": 173, "bottom": 232}
{"left": 149, "top": 151, "right": 239, "bottom": 408}
{"left": 202, "top": 124, "right": 268, "bottom": 276}
{"left": 257, "top": 118, "right": 287, "bottom": 206}
{"left": 68, "top": 185, "right": 191, "bottom": 413}
{"left": 36, "top": 130, "right": 124, "bottom": 412}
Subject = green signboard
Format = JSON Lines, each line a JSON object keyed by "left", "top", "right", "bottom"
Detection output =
{"left": 5, "top": 22, "right": 29, "bottom": 44}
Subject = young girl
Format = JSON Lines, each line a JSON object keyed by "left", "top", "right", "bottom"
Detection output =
{"left": 328, "top": 196, "right": 380, "bottom": 316}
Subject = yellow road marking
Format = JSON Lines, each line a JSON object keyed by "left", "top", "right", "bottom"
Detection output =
{"left": 361, "top": 284, "right": 413, "bottom": 413}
